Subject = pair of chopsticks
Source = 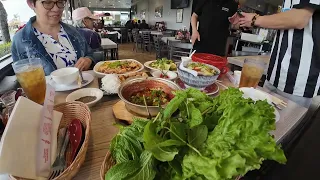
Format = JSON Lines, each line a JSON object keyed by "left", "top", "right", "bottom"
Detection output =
{"left": 216, "top": 80, "right": 228, "bottom": 90}
{"left": 269, "top": 95, "right": 288, "bottom": 110}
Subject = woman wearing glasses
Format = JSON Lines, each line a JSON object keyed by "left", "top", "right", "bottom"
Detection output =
{"left": 11, "top": 0, "right": 95, "bottom": 75}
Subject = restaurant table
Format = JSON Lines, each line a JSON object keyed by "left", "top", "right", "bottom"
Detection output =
{"left": 0, "top": 70, "right": 308, "bottom": 179}
{"left": 101, "top": 38, "right": 118, "bottom": 60}
{"left": 161, "top": 36, "right": 180, "bottom": 44}
{"left": 227, "top": 55, "right": 271, "bottom": 75}
{"left": 139, "top": 30, "right": 163, "bottom": 36}
{"left": 227, "top": 55, "right": 270, "bottom": 67}
{"left": 49, "top": 70, "right": 308, "bottom": 179}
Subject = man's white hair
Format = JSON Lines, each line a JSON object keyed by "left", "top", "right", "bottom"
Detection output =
{"left": 73, "top": 19, "right": 86, "bottom": 28}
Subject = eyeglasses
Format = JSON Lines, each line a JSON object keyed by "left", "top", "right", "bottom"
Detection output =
{"left": 40, "top": 0, "right": 66, "bottom": 10}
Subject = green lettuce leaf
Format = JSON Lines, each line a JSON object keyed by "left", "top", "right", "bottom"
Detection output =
{"left": 181, "top": 88, "right": 287, "bottom": 180}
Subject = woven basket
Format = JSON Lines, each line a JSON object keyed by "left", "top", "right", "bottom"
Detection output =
{"left": 100, "top": 151, "right": 115, "bottom": 180}
{"left": 100, "top": 151, "right": 242, "bottom": 180}
{"left": 10, "top": 101, "right": 91, "bottom": 180}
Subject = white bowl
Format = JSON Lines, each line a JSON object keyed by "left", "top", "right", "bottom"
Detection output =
{"left": 151, "top": 70, "right": 177, "bottom": 81}
{"left": 51, "top": 67, "right": 79, "bottom": 85}
{"left": 66, "top": 88, "right": 103, "bottom": 107}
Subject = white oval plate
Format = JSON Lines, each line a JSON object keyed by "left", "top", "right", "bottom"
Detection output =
{"left": 240, "top": 87, "right": 280, "bottom": 122}
{"left": 93, "top": 59, "right": 144, "bottom": 78}
{"left": 46, "top": 72, "right": 94, "bottom": 92}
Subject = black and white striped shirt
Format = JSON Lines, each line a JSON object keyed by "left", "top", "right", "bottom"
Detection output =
{"left": 267, "top": 0, "right": 320, "bottom": 98}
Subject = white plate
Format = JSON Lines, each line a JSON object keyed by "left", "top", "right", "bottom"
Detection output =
{"left": 144, "top": 60, "right": 178, "bottom": 72}
{"left": 240, "top": 87, "right": 280, "bottom": 122}
{"left": 93, "top": 59, "right": 144, "bottom": 78}
{"left": 47, "top": 72, "right": 94, "bottom": 92}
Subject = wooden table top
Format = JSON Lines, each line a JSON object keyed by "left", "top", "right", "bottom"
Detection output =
{"left": 54, "top": 71, "right": 307, "bottom": 180}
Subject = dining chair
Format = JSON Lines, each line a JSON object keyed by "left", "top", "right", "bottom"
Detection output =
{"left": 104, "top": 34, "right": 118, "bottom": 60}
{"left": 127, "top": 29, "right": 133, "bottom": 43}
{"left": 141, "top": 31, "right": 153, "bottom": 52}
{"left": 132, "top": 29, "right": 142, "bottom": 52}
{"left": 153, "top": 35, "right": 168, "bottom": 59}
{"left": 169, "top": 41, "right": 193, "bottom": 62}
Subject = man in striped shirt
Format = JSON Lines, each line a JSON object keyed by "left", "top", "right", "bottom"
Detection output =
{"left": 231, "top": 0, "right": 319, "bottom": 108}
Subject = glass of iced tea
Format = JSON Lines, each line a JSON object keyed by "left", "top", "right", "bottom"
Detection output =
{"left": 239, "top": 59, "right": 266, "bottom": 88}
{"left": 12, "top": 58, "right": 46, "bottom": 104}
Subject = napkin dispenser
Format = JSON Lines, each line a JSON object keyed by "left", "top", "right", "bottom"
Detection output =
{"left": 0, "top": 97, "right": 62, "bottom": 179}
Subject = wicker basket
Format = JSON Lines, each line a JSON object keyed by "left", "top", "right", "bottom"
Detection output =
{"left": 10, "top": 101, "right": 91, "bottom": 180}
{"left": 100, "top": 151, "right": 115, "bottom": 180}
{"left": 100, "top": 151, "right": 242, "bottom": 180}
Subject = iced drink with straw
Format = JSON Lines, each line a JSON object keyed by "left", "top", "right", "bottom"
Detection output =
{"left": 12, "top": 58, "right": 46, "bottom": 104}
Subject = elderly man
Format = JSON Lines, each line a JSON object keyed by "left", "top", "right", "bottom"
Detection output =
{"left": 231, "top": 0, "right": 319, "bottom": 108}
{"left": 72, "top": 7, "right": 102, "bottom": 51}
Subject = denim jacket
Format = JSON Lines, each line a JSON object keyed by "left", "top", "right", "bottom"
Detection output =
{"left": 11, "top": 16, "right": 95, "bottom": 75}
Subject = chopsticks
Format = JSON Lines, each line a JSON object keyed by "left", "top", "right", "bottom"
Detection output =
{"left": 269, "top": 94, "right": 288, "bottom": 108}
{"left": 216, "top": 80, "right": 228, "bottom": 90}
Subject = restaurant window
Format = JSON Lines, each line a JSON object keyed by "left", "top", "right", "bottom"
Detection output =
{"left": 94, "top": 11, "right": 130, "bottom": 26}
{"left": 0, "top": 0, "right": 35, "bottom": 61}
{"left": 0, "top": 0, "right": 73, "bottom": 62}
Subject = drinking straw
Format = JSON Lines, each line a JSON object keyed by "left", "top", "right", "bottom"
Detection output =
{"left": 26, "top": 47, "right": 31, "bottom": 63}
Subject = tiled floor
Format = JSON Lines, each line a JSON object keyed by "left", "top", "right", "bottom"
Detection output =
{"left": 117, "top": 43, "right": 156, "bottom": 64}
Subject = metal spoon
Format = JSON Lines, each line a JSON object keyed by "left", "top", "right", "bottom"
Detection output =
{"left": 79, "top": 70, "right": 88, "bottom": 85}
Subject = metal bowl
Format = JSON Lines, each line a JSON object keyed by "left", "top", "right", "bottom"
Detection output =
{"left": 118, "top": 77, "right": 180, "bottom": 117}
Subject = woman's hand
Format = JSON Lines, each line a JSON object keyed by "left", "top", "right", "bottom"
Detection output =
{"left": 75, "top": 57, "right": 92, "bottom": 71}
{"left": 238, "top": 13, "right": 257, "bottom": 27}
{"left": 191, "top": 30, "right": 200, "bottom": 45}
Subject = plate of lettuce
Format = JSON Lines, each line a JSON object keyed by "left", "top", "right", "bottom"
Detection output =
{"left": 105, "top": 88, "right": 286, "bottom": 180}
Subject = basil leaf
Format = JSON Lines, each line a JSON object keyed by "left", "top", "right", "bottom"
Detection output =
{"left": 188, "top": 125, "right": 208, "bottom": 149}
{"left": 130, "top": 151, "right": 157, "bottom": 180}
{"left": 105, "top": 160, "right": 140, "bottom": 180}
{"left": 170, "top": 122, "right": 188, "bottom": 142}
{"left": 187, "top": 103, "right": 203, "bottom": 128}
{"left": 168, "top": 158, "right": 183, "bottom": 176}
{"left": 148, "top": 145, "right": 179, "bottom": 162}
{"left": 163, "top": 93, "right": 187, "bottom": 121}
{"left": 144, "top": 122, "right": 182, "bottom": 162}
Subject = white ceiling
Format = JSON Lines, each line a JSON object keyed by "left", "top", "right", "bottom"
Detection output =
{"left": 80, "top": 0, "right": 131, "bottom": 9}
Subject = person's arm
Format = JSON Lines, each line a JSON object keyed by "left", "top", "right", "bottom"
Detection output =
{"left": 89, "top": 32, "right": 102, "bottom": 50}
{"left": 11, "top": 40, "right": 19, "bottom": 62}
{"left": 191, "top": 13, "right": 200, "bottom": 45}
{"left": 191, "top": 13, "right": 198, "bottom": 33}
{"left": 238, "top": 7, "right": 315, "bottom": 30}
{"left": 257, "top": 8, "right": 313, "bottom": 29}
